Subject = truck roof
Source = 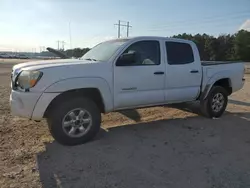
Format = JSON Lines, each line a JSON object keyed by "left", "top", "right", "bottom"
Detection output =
{"left": 110, "top": 36, "right": 193, "bottom": 44}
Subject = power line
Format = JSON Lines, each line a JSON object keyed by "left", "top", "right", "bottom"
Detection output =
{"left": 61, "top": 41, "right": 66, "bottom": 50}
{"left": 148, "top": 10, "right": 250, "bottom": 29}
{"left": 39, "top": 46, "right": 45, "bottom": 52}
{"left": 145, "top": 21, "right": 246, "bottom": 37}
{"left": 56, "top": 40, "right": 66, "bottom": 50}
{"left": 146, "top": 14, "right": 250, "bottom": 32}
{"left": 114, "top": 20, "right": 132, "bottom": 38}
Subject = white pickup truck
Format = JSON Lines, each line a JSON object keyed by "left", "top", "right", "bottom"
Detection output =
{"left": 10, "top": 36, "right": 245, "bottom": 145}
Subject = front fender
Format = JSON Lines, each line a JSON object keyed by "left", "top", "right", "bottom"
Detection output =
{"left": 44, "top": 77, "right": 113, "bottom": 112}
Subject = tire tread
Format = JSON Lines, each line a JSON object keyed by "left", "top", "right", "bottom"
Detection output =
{"left": 47, "top": 97, "right": 101, "bottom": 146}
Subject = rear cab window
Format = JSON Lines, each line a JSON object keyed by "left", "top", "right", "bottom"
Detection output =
{"left": 165, "top": 41, "right": 194, "bottom": 65}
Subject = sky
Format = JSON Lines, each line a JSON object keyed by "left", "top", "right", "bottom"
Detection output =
{"left": 0, "top": 0, "right": 250, "bottom": 51}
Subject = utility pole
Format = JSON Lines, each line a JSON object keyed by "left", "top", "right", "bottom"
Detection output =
{"left": 69, "top": 21, "right": 72, "bottom": 50}
{"left": 126, "top": 22, "right": 131, "bottom": 37}
{"left": 69, "top": 21, "right": 73, "bottom": 57}
{"left": 118, "top": 20, "right": 121, "bottom": 38}
{"left": 56, "top": 40, "right": 60, "bottom": 50}
{"left": 114, "top": 20, "right": 132, "bottom": 38}
{"left": 61, "top": 41, "right": 66, "bottom": 50}
{"left": 31, "top": 48, "right": 36, "bottom": 53}
{"left": 40, "top": 46, "right": 46, "bottom": 52}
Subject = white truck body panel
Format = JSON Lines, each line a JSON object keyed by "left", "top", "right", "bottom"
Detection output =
{"left": 202, "top": 63, "right": 245, "bottom": 93}
{"left": 113, "top": 38, "right": 166, "bottom": 109}
{"left": 10, "top": 36, "right": 245, "bottom": 120}
{"left": 164, "top": 39, "right": 202, "bottom": 102}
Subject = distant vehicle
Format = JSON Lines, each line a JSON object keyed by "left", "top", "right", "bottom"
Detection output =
{"left": 10, "top": 36, "right": 245, "bottom": 146}
{"left": 9, "top": 54, "right": 17, "bottom": 59}
{"left": 17, "top": 54, "right": 29, "bottom": 59}
{"left": 0, "top": 53, "right": 11, "bottom": 58}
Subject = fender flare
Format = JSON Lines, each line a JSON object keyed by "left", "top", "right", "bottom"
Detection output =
{"left": 201, "top": 71, "right": 232, "bottom": 100}
{"left": 44, "top": 77, "right": 113, "bottom": 112}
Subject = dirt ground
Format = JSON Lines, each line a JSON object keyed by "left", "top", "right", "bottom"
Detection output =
{"left": 1, "top": 59, "right": 250, "bottom": 188}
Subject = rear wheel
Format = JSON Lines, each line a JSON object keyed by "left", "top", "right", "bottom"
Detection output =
{"left": 47, "top": 97, "right": 101, "bottom": 146}
{"left": 200, "top": 86, "right": 228, "bottom": 118}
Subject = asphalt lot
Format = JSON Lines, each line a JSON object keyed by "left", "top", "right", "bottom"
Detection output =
{"left": 1, "top": 59, "right": 250, "bottom": 188}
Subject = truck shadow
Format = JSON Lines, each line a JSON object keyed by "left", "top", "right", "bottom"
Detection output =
{"left": 119, "top": 109, "right": 141, "bottom": 122}
{"left": 37, "top": 112, "right": 250, "bottom": 188}
{"left": 167, "top": 99, "right": 250, "bottom": 116}
{"left": 229, "top": 99, "right": 250, "bottom": 107}
{"left": 165, "top": 101, "right": 203, "bottom": 116}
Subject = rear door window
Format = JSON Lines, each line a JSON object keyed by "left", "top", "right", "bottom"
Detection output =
{"left": 165, "top": 42, "right": 194, "bottom": 65}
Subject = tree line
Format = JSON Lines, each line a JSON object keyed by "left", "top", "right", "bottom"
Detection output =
{"left": 64, "top": 30, "right": 250, "bottom": 61}
{"left": 173, "top": 30, "right": 250, "bottom": 61}
{"left": 64, "top": 48, "right": 90, "bottom": 58}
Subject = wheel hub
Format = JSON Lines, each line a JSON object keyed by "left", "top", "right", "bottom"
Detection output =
{"left": 62, "top": 108, "right": 92, "bottom": 138}
{"left": 211, "top": 93, "right": 224, "bottom": 113}
{"left": 75, "top": 120, "right": 80, "bottom": 125}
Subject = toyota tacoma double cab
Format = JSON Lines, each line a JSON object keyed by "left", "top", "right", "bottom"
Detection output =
{"left": 10, "top": 36, "right": 245, "bottom": 145}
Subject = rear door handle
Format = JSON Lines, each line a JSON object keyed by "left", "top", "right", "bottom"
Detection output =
{"left": 154, "top": 71, "right": 164, "bottom": 75}
{"left": 190, "top": 70, "right": 199, "bottom": 73}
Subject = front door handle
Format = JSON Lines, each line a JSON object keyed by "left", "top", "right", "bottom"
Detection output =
{"left": 190, "top": 70, "right": 199, "bottom": 73}
{"left": 154, "top": 71, "right": 165, "bottom": 75}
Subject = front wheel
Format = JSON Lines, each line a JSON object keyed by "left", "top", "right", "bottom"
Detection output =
{"left": 200, "top": 86, "right": 228, "bottom": 118}
{"left": 47, "top": 97, "right": 101, "bottom": 146}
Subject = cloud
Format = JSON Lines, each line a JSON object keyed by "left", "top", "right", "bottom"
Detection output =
{"left": 239, "top": 19, "right": 250, "bottom": 31}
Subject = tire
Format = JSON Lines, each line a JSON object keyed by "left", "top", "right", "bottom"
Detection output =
{"left": 47, "top": 97, "right": 101, "bottom": 146}
{"left": 200, "top": 86, "right": 228, "bottom": 118}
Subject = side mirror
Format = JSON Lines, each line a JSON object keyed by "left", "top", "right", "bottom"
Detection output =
{"left": 116, "top": 52, "right": 136, "bottom": 66}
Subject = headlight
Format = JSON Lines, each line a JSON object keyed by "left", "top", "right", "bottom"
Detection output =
{"left": 16, "top": 70, "right": 43, "bottom": 89}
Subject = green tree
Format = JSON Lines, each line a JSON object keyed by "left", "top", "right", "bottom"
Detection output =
{"left": 193, "top": 34, "right": 206, "bottom": 60}
{"left": 172, "top": 32, "right": 242, "bottom": 61}
{"left": 217, "top": 34, "right": 235, "bottom": 60}
{"left": 234, "top": 30, "right": 250, "bottom": 61}
{"left": 63, "top": 30, "right": 250, "bottom": 61}
{"left": 65, "top": 48, "right": 90, "bottom": 58}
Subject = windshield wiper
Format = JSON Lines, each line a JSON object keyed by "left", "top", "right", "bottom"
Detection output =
{"left": 84, "top": 58, "right": 97, "bottom": 61}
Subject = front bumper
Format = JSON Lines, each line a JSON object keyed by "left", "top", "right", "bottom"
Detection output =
{"left": 10, "top": 90, "right": 41, "bottom": 119}
{"left": 10, "top": 90, "right": 60, "bottom": 120}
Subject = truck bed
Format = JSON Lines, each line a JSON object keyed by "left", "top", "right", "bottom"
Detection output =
{"left": 201, "top": 61, "right": 242, "bottom": 66}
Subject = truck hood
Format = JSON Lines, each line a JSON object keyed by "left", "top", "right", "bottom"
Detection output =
{"left": 13, "top": 58, "right": 112, "bottom": 93}
{"left": 13, "top": 59, "right": 92, "bottom": 71}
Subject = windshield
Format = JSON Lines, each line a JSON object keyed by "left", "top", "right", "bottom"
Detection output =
{"left": 82, "top": 39, "right": 129, "bottom": 61}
